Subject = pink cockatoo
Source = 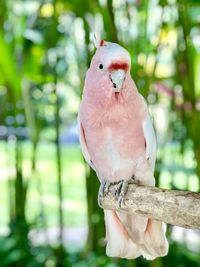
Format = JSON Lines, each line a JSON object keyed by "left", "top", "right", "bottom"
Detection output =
{"left": 78, "top": 39, "right": 168, "bottom": 260}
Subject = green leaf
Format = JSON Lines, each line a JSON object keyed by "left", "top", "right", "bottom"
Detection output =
{"left": 0, "top": 32, "right": 21, "bottom": 100}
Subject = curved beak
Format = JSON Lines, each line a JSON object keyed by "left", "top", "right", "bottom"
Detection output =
{"left": 110, "top": 70, "right": 126, "bottom": 92}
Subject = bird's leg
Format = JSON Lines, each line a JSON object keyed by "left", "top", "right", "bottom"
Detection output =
{"left": 98, "top": 180, "right": 111, "bottom": 207}
{"left": 115, "top": 175, "right": 135, "bottom": 208}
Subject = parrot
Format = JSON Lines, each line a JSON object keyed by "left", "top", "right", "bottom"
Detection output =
{"left": 78, "top": 38, "right": 169, "bottom": 260}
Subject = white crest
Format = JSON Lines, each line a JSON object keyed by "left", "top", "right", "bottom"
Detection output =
{"left": 90, "top": 33, "right": 101, "bottom": 48}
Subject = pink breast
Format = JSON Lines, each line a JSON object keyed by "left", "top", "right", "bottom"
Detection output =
{"left": 83, "top": 110, "right": 146, "bottom": 182}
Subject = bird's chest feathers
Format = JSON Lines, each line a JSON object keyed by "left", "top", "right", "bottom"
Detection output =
{"left": 82, "top": 98, "right": 144, "bottom": 153}
{"left": 85, "top": 102, "right": 133, "bottom": 130}
{"left": 104, "top": 127, "right": 121, "bottom": 165}
{"left": 86, "top": 103, "right": 139, "bottom": 157}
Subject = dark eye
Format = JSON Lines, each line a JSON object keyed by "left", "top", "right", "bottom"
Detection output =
{"left": 99, "top": 64, "right": 103, "bottom": 70}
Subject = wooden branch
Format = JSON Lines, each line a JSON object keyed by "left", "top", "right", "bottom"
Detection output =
{"left": 101, "top": 183, "right": 200, "bottom": 229}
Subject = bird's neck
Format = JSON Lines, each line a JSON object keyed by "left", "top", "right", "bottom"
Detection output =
{"left": 85, "top": 75, "right": 139, "bottom": 108}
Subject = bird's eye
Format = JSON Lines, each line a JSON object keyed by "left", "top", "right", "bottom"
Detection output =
{"left": 99, "top": 64, "right": 103, "bottom": 70}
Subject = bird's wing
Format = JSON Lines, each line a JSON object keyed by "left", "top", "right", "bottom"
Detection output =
{"left": 77, "top": 110, "right": 96, "bottom": 171}
{"left": 141, "top": 96, "right": 157, "bottom": 172}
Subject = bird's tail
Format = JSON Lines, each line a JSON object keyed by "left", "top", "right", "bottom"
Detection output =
{"left": 104, "top": 210, "right": 168, "bottom": 260}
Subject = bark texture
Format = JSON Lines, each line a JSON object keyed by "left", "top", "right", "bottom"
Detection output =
{"left": 101, "top": 183, "right": 200, "bottom": 229}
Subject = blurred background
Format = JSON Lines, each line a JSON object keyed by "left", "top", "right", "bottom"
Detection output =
{"left": 0, "top": 0, "right": 200, "bottom": 266}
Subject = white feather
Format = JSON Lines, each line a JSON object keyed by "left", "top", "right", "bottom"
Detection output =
{"left": 141, "top": 96, "right": 157, "bottom": 172}
{"left": 89, "top": 32, "right": 100, "bottom": 48}
{"left": 77, "top": 109, "right": 96, "bottom": 170}
{"left": 104, "top": 210, "right": 141, "bottom": 259}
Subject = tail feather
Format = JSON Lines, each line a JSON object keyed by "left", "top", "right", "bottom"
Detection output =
{"left": 104, "top": 210, "right": 168, "bottom": 260}
{"left": 117, "top": 212, "right": 148, "bottom": 244}
{"left": 140, "top": 219, "right": 169, "bottom": 260}
{"left": 104, "top": 210, "right": 141, "bottom": 259}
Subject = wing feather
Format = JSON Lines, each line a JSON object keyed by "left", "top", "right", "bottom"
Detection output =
{"left": 141, "top": 96, "right": 157, "bottom": 172}
{"left": 77, "top": 110, "right": 96, "bottom": 171}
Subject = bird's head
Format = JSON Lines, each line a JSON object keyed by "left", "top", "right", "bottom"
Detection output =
{"left": 84, "top": 40, "right": 131, "bottom": 101}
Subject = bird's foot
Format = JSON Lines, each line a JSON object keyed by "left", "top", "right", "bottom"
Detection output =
{"left": 116, "top": 176, "right": 135, "bottom": 208}
{"left": 98, "top": 180, "right": 111, "bottom": 207}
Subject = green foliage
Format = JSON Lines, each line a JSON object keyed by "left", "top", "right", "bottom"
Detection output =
{"left": 0, "top": 235, "right": 51, "bottom": 267}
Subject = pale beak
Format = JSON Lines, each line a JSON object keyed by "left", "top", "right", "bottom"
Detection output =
{"left": 110, "top": 70, "right": 126, "bottom": 92}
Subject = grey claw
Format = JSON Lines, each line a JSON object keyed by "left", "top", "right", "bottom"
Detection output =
{"left": 98, "top": 187, "right": 103, "bottom": 207}
{"left": 104, "top": 180, "right": 111, "bottom": 195}
{"left": 118, "top": 180, "right": 128, "bottom": 208}
{"left": 114, "top": 180, "right": 123, "bottom": 199}
{"left": 98, "top": 181, "right": 111, "bottom": 207}
{"left": 118, "top": 194, "right": 124, "bottom": 208}
{"left": 117, "top": 176, "right": 135, "bottom": 208}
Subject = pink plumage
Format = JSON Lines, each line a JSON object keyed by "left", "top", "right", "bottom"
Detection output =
{"left": 78, "top": 40, "right": 168, "bottom": 259}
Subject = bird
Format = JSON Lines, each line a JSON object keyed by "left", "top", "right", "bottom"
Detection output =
{"left": 78, "top": 38, "right": 168, "bottom": 260}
